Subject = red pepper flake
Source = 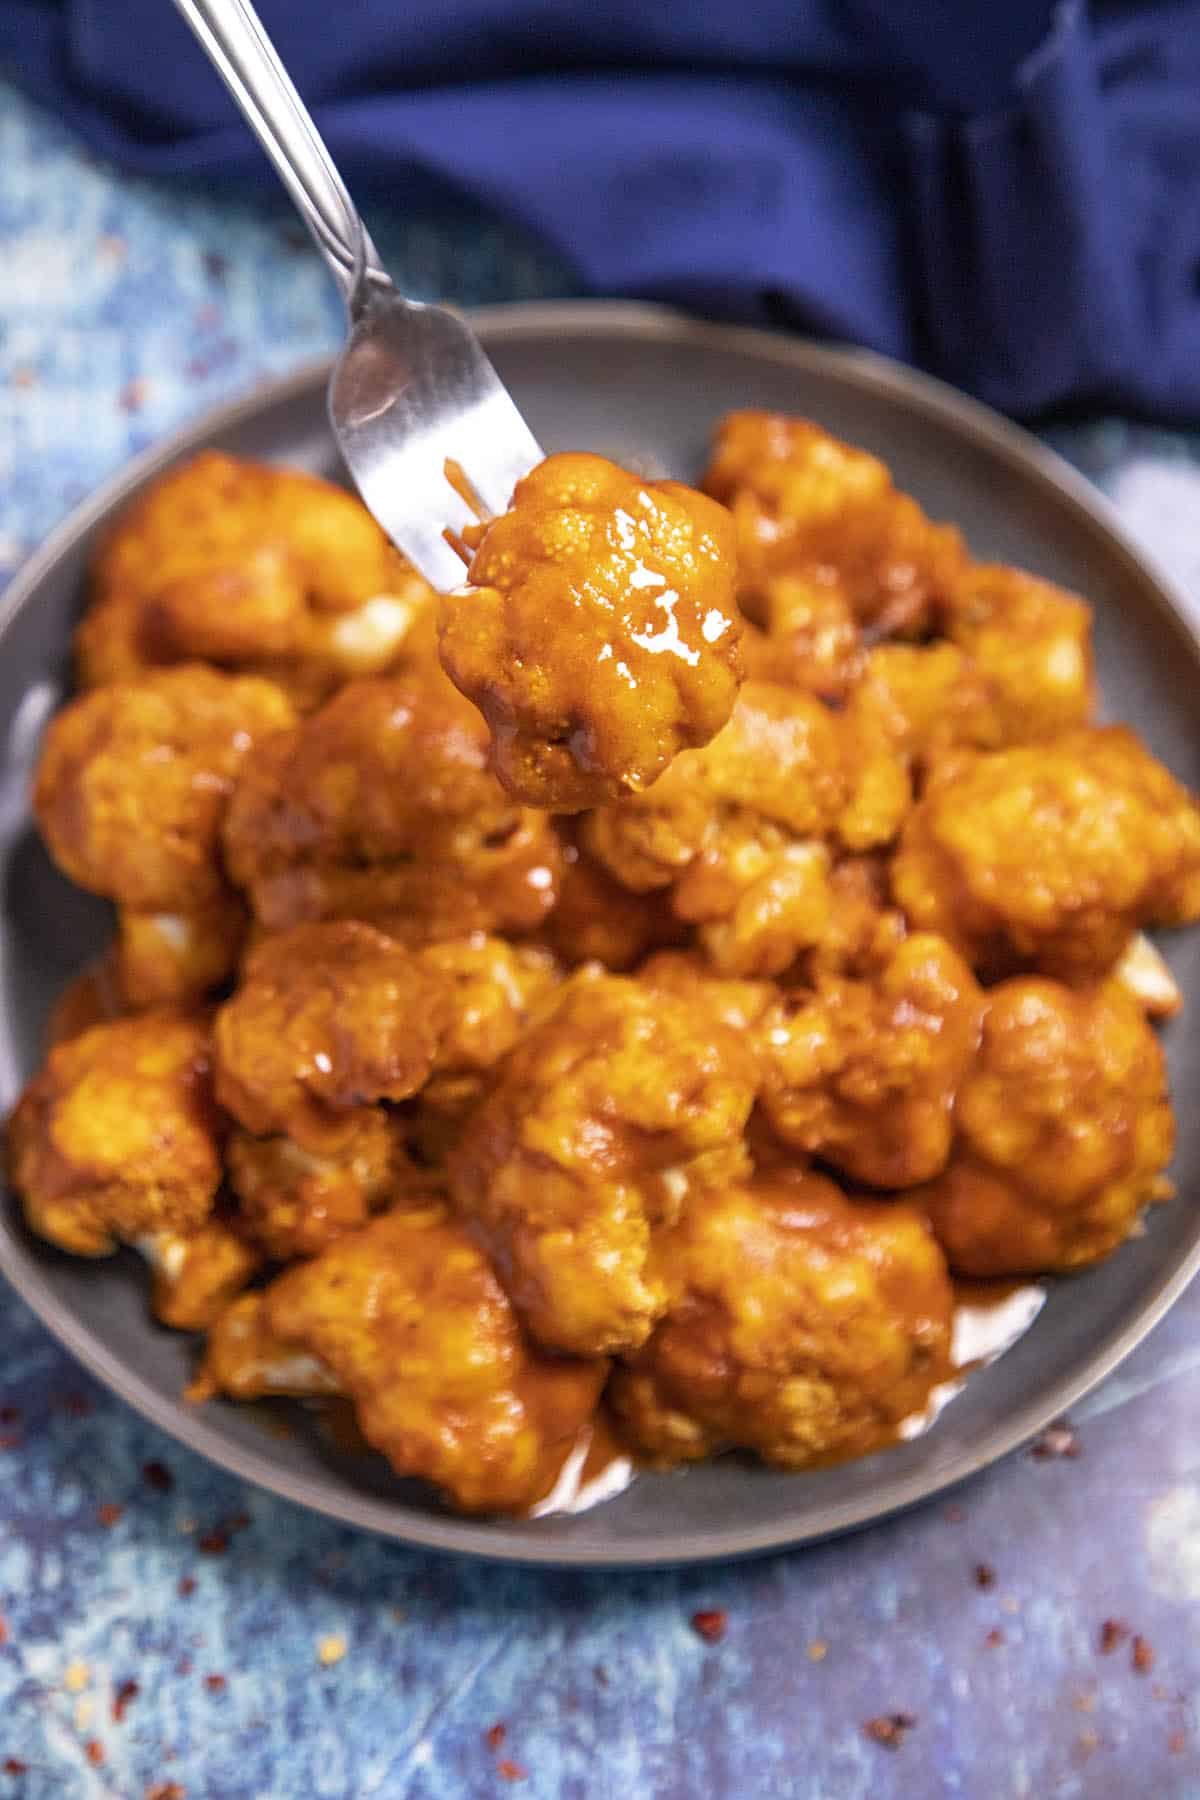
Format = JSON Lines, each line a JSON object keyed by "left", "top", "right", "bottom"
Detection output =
{"left": 196, "top": 1527, "right": 228, "bottom": 1556}
{"left": 863, "top": 1713, "right": 918, "bottom": 1750}
{"left": 1132, "top": 1635, "right": 1155, "bottom": 1675}
{"left": 1169, "top": 1731, "right": 1187, "bottom": 1755}
{"left": 59, "top": 1393, "right": 92, "bottom": 1419}
{"left": 97, "top": 1504, "right": 123, "bottom": 1529}
{"left": 1099, "top": 1619, "right": 1129, "bottom": 1655}
{"left": 984, "top": 1629, "right": 1006, "bottom": 1649}
{"left": 227, "top": 1512, "right": 251, "bottom": 1534}
{"left": 2, "top": 1759, "right": 27, "bottom": 1775}
{"left": 84, "top": 1741, "right": 104, "bottom": 1766}
{"left": 497, "top": 1762, "right": 527, "bottom": 1783}
{"left": 973, "top": 1562, "right": 996, "bottom": 1590}
{"left": 0, "top": 1408, "right": 20, "bottom": 1426}
{"left": 0, "top": 1437, "right": 21, "bottom": 1454}
{"left": 1031, "top": 1420, "right": 1080, "bottom": 1460}
{"left": 594, "top": 1665, "right": 609, "bottom": 1687}
{"left": 146, "top": 1786, "right": 186, "bottom": 1800}
{"left": 690, "top": 1609, "right": 727, "bottom": 1644}
{"left": 203, "top": 1675, "right": 226, "bottom": 1694}
{"left": 118, "top": 379, "right": 149, "bottom": 415}
{"left": 178, "top": 1577, "right": 196, "bottom": 1598}
{"left": 943, "top": 1503, "right": 965, "bottom": 1523}
{"left": 486, "top": 1724, "right": 506, "bottom": 1752}
{"left": 112, "top": 1680, "right": 139, "bottom": 1723}
{"left": 176, "top": 1657, "right": 193, "bottom": 1678}
{"left": 142, "top": 1461, "right": 174, "bottom": 1494}
{"left": 0, "top": 1618, "right": 7, "bottom": 1646}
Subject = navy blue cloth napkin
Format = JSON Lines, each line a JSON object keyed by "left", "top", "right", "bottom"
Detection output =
{"left": 3, "top": 0, "right": 1199, "bottom": 419}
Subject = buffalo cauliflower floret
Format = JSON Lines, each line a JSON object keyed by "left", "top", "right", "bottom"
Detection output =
{"left": 843, "top": 642, "right": 1007, "bottom": 771}
{"left": 222, "top": 673, "right": 563, "bottom": 945}
{"left": 759, "top": 934, "right": 983, "bottom": 1188}
{"left": 34, "top": 665, "right": 294, "bottom": 914}
{"left": 892, "top": 727, "right": 1200, "bottom": 979}
{"left": 449, "top": 972, "right": 757, "bottom": 1357}
{"left": 703, "top": 411, "right": 965, "bottom": 637}
{"left": 196, "top": 1205, "right": 607, "bottom": 1514}
{"left": 226, "top": 1106, "right": 410, "bottom": 1261}
{"left": 608, "top": 1172, "right": 953, "bottom": 1467}
{"left": 540, "top": 834, "right": 685, "bottom": 970}
{"left": 213, "top": 921, "right": 449, "bottom": 1146}
{"left": 739, "top": 574, "right": 864, "bottom": 699}
{"left": 438, "top": 452, "right": 742, "bottom": 809}
{"left": 582, "top": 680, "right": 910, "bottom": 976}
{"left": 140, "top": 1215, "right": 262, "bottom": 1331}
{"left": 77, "top": 452, "right": 436, "bottom": 708}
{"left": 916, "top": 978, "right": 1174, "bottom": 1274}
{"left": 7, "top": 1011, "right": 222, "bottom": 1256}
{"left": 116, "top": 892, "right": 248, "bottom": 1007}
{"left": 946, "top": 563, "right": 1094, "bottom": 742}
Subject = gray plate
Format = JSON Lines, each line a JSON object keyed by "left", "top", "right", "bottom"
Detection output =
{"left": 2, "top": 301, "right": 1198, "bottom": 1568}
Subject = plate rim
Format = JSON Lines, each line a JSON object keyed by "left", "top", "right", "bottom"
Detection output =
{"left": 2, "top": 298, "right": 1199, "bottom": 1567}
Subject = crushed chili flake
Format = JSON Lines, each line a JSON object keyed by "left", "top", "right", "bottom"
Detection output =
{"left": 0, "top": 1408, "right": 20, "bottom": 1426}
{"left": 59, "top": 1393, "right": 92, "bottom": 1418}
{"left": 1074, "top": 1692, "right": 1096, "bottom": 1714}
{"left": 96, "top": 1504, "right": 123, "bottom": 1529}
{"left": 142, "top": 1461, "right": 174, "bottom": 1494}
{"left": 146, "top": 1785, "right": 186, "bottom": 1800}
{"left": 973, "top": 1562, "right": 996, "bottom": 1590}
{"left": 84, "top": 1741, "right": 104, "bottom": 1766}
{"left": 690, "top": 1609, "right": 727, "bottom": 1644}
{"left": 1031, "top": 1420, "right": 1080, "bottom": 1460}
{"left": 176, "top": 1658, "right": 193, "bottom": 1679}
{"left": 863, "top": 1713, "right": 917, "bottom": 1750}
{"left": 203, "top": 1675, "right": 226, "bottom": 1694}
{"left": 984, "top": 1629, "right": 1006, "bottom": 1649}
{"left": 118, "top": 380, "right": 149, "bottom": 415}
{"left": 2, "top": 1759, "right": 27, "bottom": 1776}
{"left": 1169, "top": 1731, "right": 1188, "bottom": 1755}
{"left": 807, "top": 1641, "right": 827, "bottom": 1662}
{"left": 196, "top": 1527, "right": 229, "bottom": 1556}
{"left": 594, "top": 1665, "right": 609, "bottom": 1687}
{"left": 0, "top": 1437, "right": 21, "bottom": 1453}
{"left": 112, "top": 1680, "right": 139, "bottom": 1724}
{"left": 1076, "top": 1730, "right": 1099, "bottom": 1759}
{"left": 486, "top": 1724, "right": 506, "bottom": 1752}
{"left": 943, "top": 1503, "right": 965, "bottom": 1523}
{"left": 497, "top": 1762, "right": 527, "bottom": 1783}
{"left": 1132, "top": 1635, "right": 1155, "bottom": 1675}
{"left": 0, "top": 1618, "right": 7, "bottom": 1646}
{"left": 1100, "top": 1619, "right": 1129, "bottom": 1655}
{"left": 178, "top": 1577, "right": 196, "bottom": 1598}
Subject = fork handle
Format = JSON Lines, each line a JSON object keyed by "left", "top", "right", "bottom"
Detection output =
{"left": 172, "top": 0, "right": 393, "bottom": 316}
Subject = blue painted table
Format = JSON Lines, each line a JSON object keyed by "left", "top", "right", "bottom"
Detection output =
{"left": 2, "top": 80, "right": 1200, "bottom": 1800}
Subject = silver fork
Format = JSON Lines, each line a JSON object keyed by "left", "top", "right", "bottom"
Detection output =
{"left": 173, "top": 0, "right": 544, "bottom": 591}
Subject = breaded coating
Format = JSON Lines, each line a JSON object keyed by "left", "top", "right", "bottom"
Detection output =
{"left": 222, "top": 673, "right": 563, "bottom": 945}
{"left": 947, "top": 564, "right": 1094, "bottom": 742}
{"left": 227, "top": 1107, "right": 408, "bottom": 1261}
{"left": 916, "top": 978, "right": 1174, "bottom": 1274}
{"left": 760, "top": 934, "right": 984, "bottom": 1189}
{"left": 7, "top": 1012, "right": 222, "bottom": 1256}
{"left": 739, "top": 574, "right": 864, "bottom": 700}
{"left": 116, "top": 892, "right": 248, "bottom": 1007}
{"left": 213, "top": 921, "right": 449, "bottom": 1146}
{"left": 77, "top": 451, "right": 436, "bottom": 708}
{"left": 194, "top": 1290, "right": 342, "bottom": 1401}
{"left": 608, "top": 1173, "right": 953, "bottom": 1468}
{"left": 449, "top": 972, "right": 758, "bottom": 1357}
{"left": 892, "top": 728, "right": 1200, "bottom": 979}
{"left": 198, "top": 1206, "right": 609, "bottom": 1514}
{"left": 703, "top": 411, "right": 965, "bottom": 637}
{"left": 43, "top": 954, "right": 126, "bottom": 1048}
{"left": 583, "top": 680, "right": 910, "bottom": 976}
{"left": 34, "top": 665, "right": 295, "bottom": 913}
{"left": 439, "top": 452, "right": 742, "bottom": 808}
{"left": 844, "top": 642, "right": 1006, "bottom": 769}
{"left": 141, "top": 1216, "right": 262, "bottom": 1331}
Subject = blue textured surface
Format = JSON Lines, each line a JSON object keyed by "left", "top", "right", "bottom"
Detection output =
{"left": 3, "top": 79, "right": 1200, "bottom": 1800}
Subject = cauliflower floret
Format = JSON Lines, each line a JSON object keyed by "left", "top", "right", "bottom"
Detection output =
{"left": 759, "top": 934, "right": 983, "bottom": 1188}
{"left": 77, "top": 452, "right": 436, "bottom": 708}
{"left": 213, "top": 921, "right": 449, "bottom": 1146}
{"left": 438, "top": 452, "right": 742, "bottom": 808}
{"left": 843, "top": 642, "right": 1007, "bottom": 771}
{"left": 916, "top": 978, "right": 1174, "bottom": 1274}
{"left": 140, "top": 1215, "right": 262, "bottom": 1331}
{"left": 34, "top": 665, "right": 295, "bottom": 914}
{"left": 540, "top": 829, "right": 685, "bottom": 971}
{"left": 946, "top": 563, "right": 1094, "bottom": 742}
{"left": 448, "top": 972, "right": 757, "bottom": 1357}
{"left": 196, "top": 1205, "right": 608, "bottom": 1514}
{"left": 226, "top": 1107, "right": 410, "bottom": 1261}
{"left": 583, "top": 680, "right": 910, "bottom": 976}
{"left": 739, "top": 574, "right": 864, "bottom": 699}
{"left": 7, "top": 1011, "right": 222, "bottom": 1256}
{"left": 703, "top": 411, "right": 965, "bottom": 637}
{"left": 116, "top": 892, "right": 248, "bottom": 1007}
{"left": 608, "top": 1172, "right": 954, "bottom": 1468}
{"left": 222, "top": 673, "right": 563, "bottom": 946}
{"left": 892, "top": 727, "right": 1200, "bottom": 979}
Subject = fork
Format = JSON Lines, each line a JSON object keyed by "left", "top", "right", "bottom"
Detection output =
{"left": 173, "top": 0, "right": 544, "bottom": 591}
